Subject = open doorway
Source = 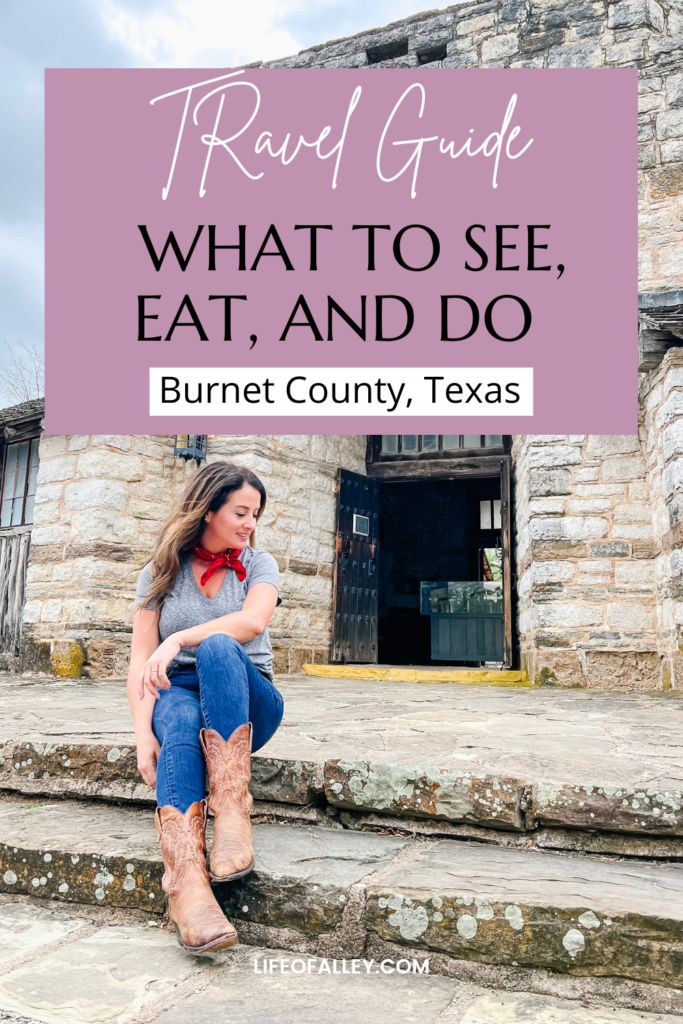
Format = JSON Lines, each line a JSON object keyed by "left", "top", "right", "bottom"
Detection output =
{"left": 378, "top": 477, "right": 503, "bottom": 665}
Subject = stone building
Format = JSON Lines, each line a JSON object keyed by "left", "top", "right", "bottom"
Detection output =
{"left": 1, "top": 0, "right": 681, "bottom": 689}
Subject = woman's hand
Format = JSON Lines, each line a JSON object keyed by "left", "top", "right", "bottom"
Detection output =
{"left": 138, "top": 634, "right": 183, "bottom": 700}
{"left": 136, "top": 732, "right": 161, "bottom": 788}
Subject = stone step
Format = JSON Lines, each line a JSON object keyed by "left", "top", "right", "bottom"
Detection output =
{"left": 1, "top": 795, "right": 682, "bottom": 992}
{"left": 302, "top": 664, "right": 532, "bottom": 686}
{"left": 2, "top": 896, "right": 682, "bottom": 1024}
{"left": 1, "top": 674, "right": 682, "bottom": 844}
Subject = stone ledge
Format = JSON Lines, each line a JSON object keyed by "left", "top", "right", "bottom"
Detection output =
{"left": 1, "top": 795, "right": 682, "bottom": 990}
{"left": 2, "top": 896, "right": 682, "bottom": 1023}
{"left": 1, "top": 674, "right": 682, "bottom": 839}
{"left": 1, "top": 736, "right": 682, "bottom": 838}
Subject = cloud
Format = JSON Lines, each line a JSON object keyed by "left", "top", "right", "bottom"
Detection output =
{"left": 0, "top": 0, "right": 134, "bottom": 364}
{"left": 0, "top": 0, "right": 449, "bottom": 373}
{"left": 102, "top": 0, "right": 443, "bottom": 67}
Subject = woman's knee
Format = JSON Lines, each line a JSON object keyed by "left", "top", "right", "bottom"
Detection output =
{"left": 196, "top": 634, "right": 242, "bottom": 663}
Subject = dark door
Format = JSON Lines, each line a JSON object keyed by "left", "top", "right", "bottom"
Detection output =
{"left": 332, "top": 469, "right": 380, "bottom": 663}
{"left": 500, "top": 456, "right": 513, "bottom": 668}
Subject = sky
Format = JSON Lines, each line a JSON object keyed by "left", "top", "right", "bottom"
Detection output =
{"left": 0, "top": 0, "right": 450, "bottom": 390}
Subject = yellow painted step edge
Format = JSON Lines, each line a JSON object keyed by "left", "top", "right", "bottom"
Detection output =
{"left": 301, "top": 664, "right": 533, "bottom": 687}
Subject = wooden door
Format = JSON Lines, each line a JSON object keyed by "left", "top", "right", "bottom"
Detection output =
{"left": 332, "top": 470, "right": 380, "bottom": 663}
{"left": 500, "top": 456, "right": 513, "bottom": 668}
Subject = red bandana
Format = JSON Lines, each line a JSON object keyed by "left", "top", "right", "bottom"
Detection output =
{"left": 192, "top": 546, "right": 246, "bottom": 585}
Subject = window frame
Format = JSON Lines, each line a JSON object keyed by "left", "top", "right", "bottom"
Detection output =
{"left": 368, "top": 435, "right": 509, "bottom": 463}
{"left": 0, "top": 421, "right": 42, "bottom": 531}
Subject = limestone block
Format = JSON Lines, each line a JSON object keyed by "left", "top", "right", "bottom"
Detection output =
{"left": 34, "top": 483, "right": 64, "bottom": 507}
{"left": 51, "top": 563, "right": 73, "bottom": 583}
{"left": 288, "top": 535, "right": 320, "bottom": 562}
{"left": 38, "top": 436, "right": 67, "bottom": 458}
{"left": 607, "top": 0, "right": 664, "bottom": 30}
{"left": 50, "top": 640, "right": 85, "bottom": 678}
{"left": 30, "top": 502, "right": 62, "bottom": 526}
{"left": 638, "top": 91, "right": 663, "bottom": 114}
{"left": 579, "top": 560, "right": 613, "bottom": 574}
{"left": 612, "top": 523, "right": 654, "bottom": 540}
{"left": 529, "top": 562, "right": 575, "bottom": 584}
{"left": 284, "top": 573, "right": 331, "bottom": 603}
{"left": 529, "top": 516, "right": 607, "bottom": 542}
{"left": 76, "top": 560, "right": 133, "bottom": 584}
{"left": 661, "top": 141, "right": 683, "bottom": 164}
{"left": 658, "top": 242, "right": 683, "bottom": 278}
{"left": 70, "top": 510, "right": 140, "bottom": 545}
{"left": 607, "top": 36, "right": 646, "bottom": 63}
{"left": 575, "top": 483, "right": 625, "bottom": 497}
{"left": 77, "top": 451, "right": 144, "bottom": 482}
{"left": 547, "top": 41, "right": 604, "bottom": 67}
{"left": 663, "top": 421, "right": 683, "bottom": 461}
{"left": 615, "top": 506, "right": 653, "bottom": 531}
{"left": 230, "top": 453, "right": 273, "bottom": 476}
{"left": 481, "top": 33, "right": 519, "bottom": 61}
{"left": 662, "top": 460, "right": 683, "bottom": 497}
{"left": 64, "top": 480, "right": 128, "bottom": 512}
{"left": 574, "top": 470, "right": 600, "bottom": 487}
{"left": 456, "top": 12, "right": 497, "bottom": 35}
{"left": 40, "top": 600, "right": 65, "bottom": 622}
{"left": 528, "top": 469, "right": 572, "bottom": 497}
{"left": 127, "top": 498, "right": 169, "bottom": 522}
{"left": 656, "top": 109, "right": 683, "bottom": 141}
{"left": 21, "top": 601, "right": 42, "bottom": 625}
{"left": 601, "top": 455, "right": 646, "bottom": 481}
{"left": 628, "top": 480, "right": 649, "bottom": 501}
{"left": 567, "top": 498, "right": 612, "bottom": 514}
{"left": 63, "top": 597, "right": 130, "bottom": 625}
{"left": 615, "top": 561, "right": 655, "bottom": 584}
{"left": 67, "top": 435, "right": 90, "bottom": 451}
{"left": 30, "top": 525, "right": 69, "bottom": 547}
{"left": 528, "top": 497, "right": 565, "bottom": 515}
{"left": 535, "top": 603, "right": 602, "bottom": 627}
{"left": 585, "top": 435, "right": 640, "bottom": 456}
{"left": 606, "top": 602, "right": 655, "bottom": 630}
{"left": 526, "top": 445, "right": 583, "bottom": 469}
{"left": 25, "top": 564, "right": 54, "bottom": 585}
{"left": 89, "top": 435, "right": 134, "bottom": 451}
{"left": 37, "top": 456, "right": 77, "bottom": 484}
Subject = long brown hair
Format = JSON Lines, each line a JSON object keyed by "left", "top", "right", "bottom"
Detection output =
{"left": 138, "top": 461, "right": 267, "bottom": 612}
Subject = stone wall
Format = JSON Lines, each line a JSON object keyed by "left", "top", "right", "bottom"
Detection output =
{"left": 22, "top": 435, "right": 194, "bottom": 677}
{"left": 512, "top": 433, "right": 664, "bottom": 689}
{"left": 266, "top": 0, "right": 683, "bottom": 293}
{"left": 21, "top": 433, "right": 366, "bottom": 679}
{"left": 641, "top": 348, "right": 683, "bottom": 687}
{"left": 207, "top": 435, "right": 367, "bottom": 674}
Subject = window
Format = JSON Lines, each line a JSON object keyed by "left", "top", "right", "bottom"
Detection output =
{"left": 378, "top": 435, "right": 506, "bottom": 457}
{"left": 0, "top": 437, "right": 40, "bottom": 528}
{"left": 480, "top": 499, "right": 502, "bottom": 530}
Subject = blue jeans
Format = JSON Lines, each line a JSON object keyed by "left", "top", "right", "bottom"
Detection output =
{"left": 151, "top": 634, "right": 285, "bottom": 812}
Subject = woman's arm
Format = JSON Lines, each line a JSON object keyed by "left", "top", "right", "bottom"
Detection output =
{"left": 177, "top": 582, "right": 279, "bottom": 647}
{"left": 127, "top": 607, "right": 163, "bottom": 786}
{"left": 128, "top": 607, "right": 162, "bottom": 717}
{"left": 140, "top": 583, "right": 279, "bottom": 698}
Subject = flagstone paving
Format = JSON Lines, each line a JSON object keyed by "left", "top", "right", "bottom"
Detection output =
{"left": 1, "top": 898, "right": 682, "bottom": 1024}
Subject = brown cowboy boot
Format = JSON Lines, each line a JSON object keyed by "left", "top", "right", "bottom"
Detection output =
{"left": 200, "top": 722, "right": 255, "bottom": 882}
{"left": 154, "top": 799, "right": 239, "bottom": 954}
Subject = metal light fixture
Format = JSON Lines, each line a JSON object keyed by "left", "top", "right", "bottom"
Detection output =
{"left": 173, "top": 435, "right": 208, "bottom": 464}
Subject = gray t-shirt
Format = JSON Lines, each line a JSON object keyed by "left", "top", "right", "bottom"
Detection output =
{"left": 135, "top": 547, "right": 280, "bottom": 680}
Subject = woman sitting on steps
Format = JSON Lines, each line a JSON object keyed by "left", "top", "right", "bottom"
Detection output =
{"left": 127, "top": 460, "right": 284, "bottom": 954}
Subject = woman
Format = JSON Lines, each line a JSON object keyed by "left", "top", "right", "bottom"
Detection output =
{"left": 128, "top": 460, "right": 284, "bottom": 955}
